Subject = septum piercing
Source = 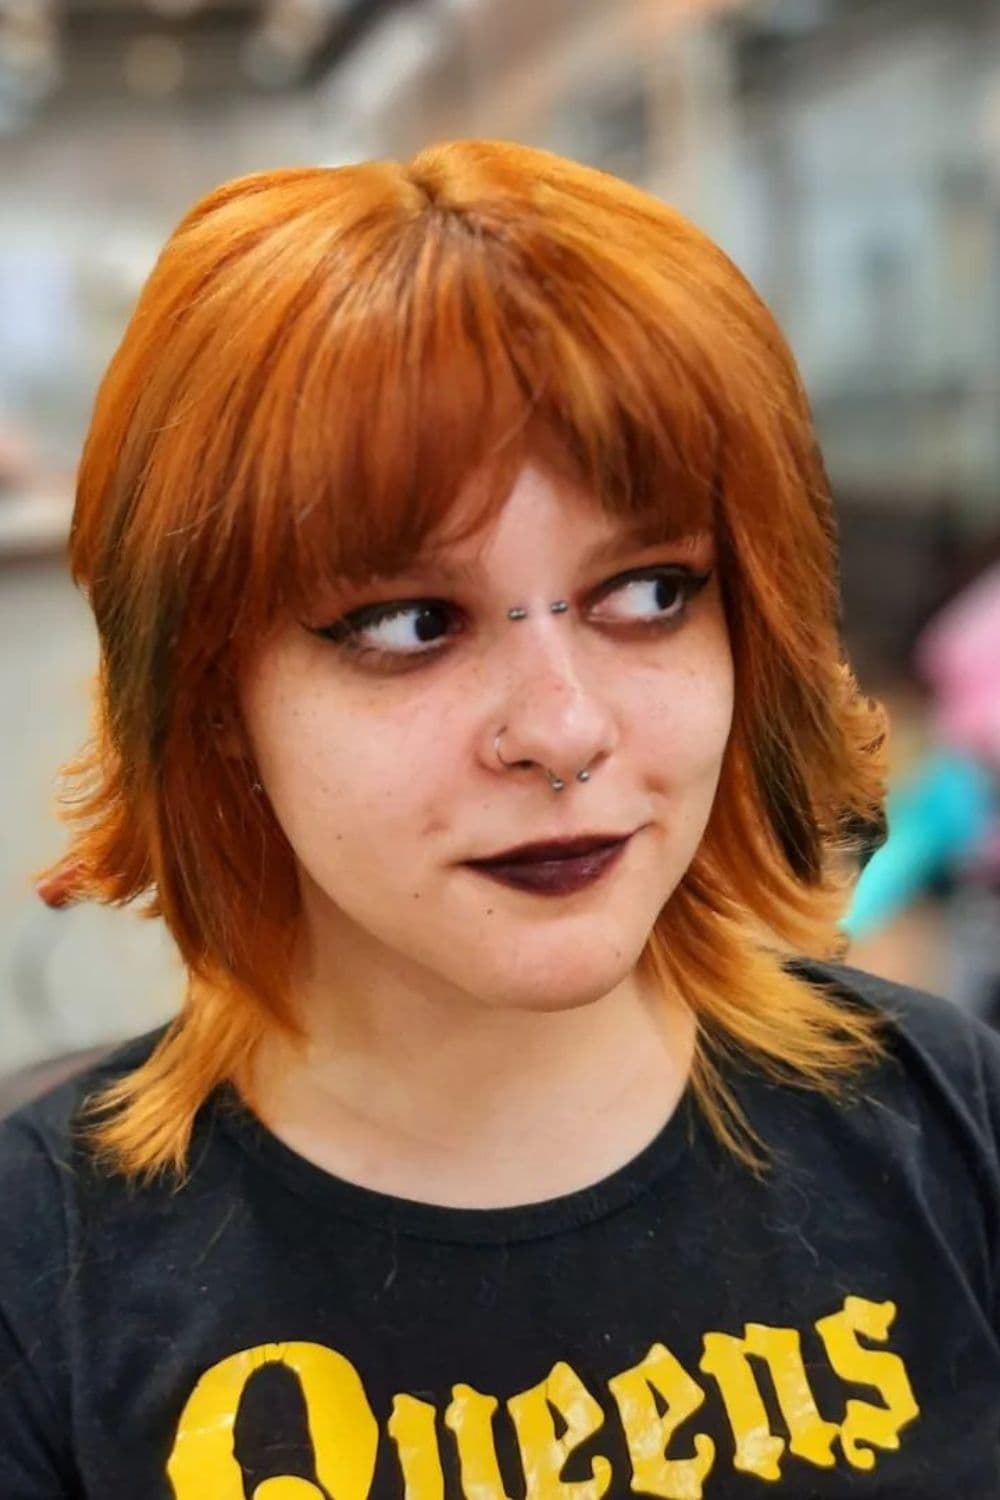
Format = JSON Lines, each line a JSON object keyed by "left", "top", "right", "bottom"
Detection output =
{"left": 494, "top": 730, "right": 592, "bottom": 792}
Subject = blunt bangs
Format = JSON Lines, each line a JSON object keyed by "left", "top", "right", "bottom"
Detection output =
{"left": 86, "top": 167, "right": 735, "bottom": 672}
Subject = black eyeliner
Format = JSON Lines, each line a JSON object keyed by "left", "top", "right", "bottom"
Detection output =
{"left": 308, "top": 563, "right": 712, "bottom": 661}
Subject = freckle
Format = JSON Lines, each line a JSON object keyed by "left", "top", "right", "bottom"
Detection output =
{"left": 486, "top": 908, "right": 494, "bottom": 916}
{"left": 412, "top": 892, "right": 421, "bottom": 900}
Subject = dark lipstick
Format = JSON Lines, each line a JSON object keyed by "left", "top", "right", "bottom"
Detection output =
{"left": 465, "top": 833, "right": 633, "bottom": 897}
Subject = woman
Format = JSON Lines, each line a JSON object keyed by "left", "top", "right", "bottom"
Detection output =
{"left": 2, "top": 140, "right": 998, "bottom": 1498}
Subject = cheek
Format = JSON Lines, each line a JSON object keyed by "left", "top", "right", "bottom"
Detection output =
{"left": 261, "top": 717, "right": 400, "bottom": 844}
{"left": 635, "top": 642, "right": 734, "bottom": 791}
{"left": 240, "top": 662, "right": 457, "bottom": 874}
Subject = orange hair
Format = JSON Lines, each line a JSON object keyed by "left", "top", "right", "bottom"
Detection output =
{"left": 40, "top": 140, "right": 888, "bottom": 1179}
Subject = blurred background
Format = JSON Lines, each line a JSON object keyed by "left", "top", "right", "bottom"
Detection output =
{"left": 2, "top": 0, "right": 999, "bottom": 1077}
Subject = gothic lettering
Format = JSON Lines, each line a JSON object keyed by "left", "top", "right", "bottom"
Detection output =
{"left": 165, "top": 1296, "right": 919, "bottom": 1496}
{"left": 167, "top": 1340, "right": 378, "bottom": 1499}
{"left": 608, "top": 1342, "right": 715, "bottom": 1498}
{"left": 815, "top": 1297, "right": 920, "bottom": 1469}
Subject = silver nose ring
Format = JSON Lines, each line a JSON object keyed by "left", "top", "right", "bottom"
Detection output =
{"left": 495, "top": 731, "right": 592, "bottom": 791}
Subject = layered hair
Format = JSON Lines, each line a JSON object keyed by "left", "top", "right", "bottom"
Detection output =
{"left": 40, "top": 139, "right": 888, "bottom": 1179}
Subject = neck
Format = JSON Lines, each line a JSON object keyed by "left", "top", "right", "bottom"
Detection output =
{"left": 248, "top": 948, "right": 695, "bottom": 1210}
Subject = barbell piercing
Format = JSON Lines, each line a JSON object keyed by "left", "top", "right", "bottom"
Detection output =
{"left": 547, "top": 771, "right": 566, "bottom": 792}
{"left": 546, "top": 768, "right": 592, "bottom": 791}
{"left": 506, "top": 602, "right": 569, "bottom": 620}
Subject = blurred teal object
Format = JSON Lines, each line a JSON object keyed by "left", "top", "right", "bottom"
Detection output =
{"left": 842, "top": 750, "right": 996, "bottom": 940}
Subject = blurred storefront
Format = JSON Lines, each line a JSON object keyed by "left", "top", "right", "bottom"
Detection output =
{"left": 5, "top": 0, "right": 1000, "bottom": 641}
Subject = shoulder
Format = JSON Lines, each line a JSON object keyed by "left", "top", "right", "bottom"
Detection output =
{"left": 0, "top": 1028, "right": 169, "bottom": 1214}
{"left": 0, "top": 1033, "right": 167, "bottom": 1419}
{"left": 788, "top": 956, "right": 1000, "bottom": 1156}
{"left": 790, "top": 955, "right": 1000, "bottom": 1072}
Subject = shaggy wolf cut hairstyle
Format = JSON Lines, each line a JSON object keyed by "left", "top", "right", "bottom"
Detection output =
{"left": 39, "top": 140, "right": 888, "bottom": 1180}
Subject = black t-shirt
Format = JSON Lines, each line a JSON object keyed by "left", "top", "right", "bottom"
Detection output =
{"left": 2, "top": 960, "right": 1000, "bottom": 1498}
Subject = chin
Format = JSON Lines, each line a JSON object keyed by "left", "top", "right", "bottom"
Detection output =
{"left": 499, "top": 986, "right": 610, "bottom": 1016}
{"left": 476, "top": 948, "right": 644, "bottom": 1015}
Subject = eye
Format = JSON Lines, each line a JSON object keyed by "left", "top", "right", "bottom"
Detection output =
{"left": 307, "top": 563, "right": 713, "bottom": 671}
{"left": 590, "top": 565, "right": 711, "bottom": 626}
{"left": 310, "top": 599, "right": 460, "bottom": 661}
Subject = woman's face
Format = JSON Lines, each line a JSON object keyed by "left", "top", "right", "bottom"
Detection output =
{"left": 238, "top": 457, "right": 734, "bottom": 1013}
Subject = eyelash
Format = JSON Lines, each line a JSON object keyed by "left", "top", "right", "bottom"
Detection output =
{"left": 309, "top": 565, "right": 713, "bottom": 673}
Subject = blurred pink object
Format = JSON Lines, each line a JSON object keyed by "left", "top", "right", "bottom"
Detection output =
{"left": 916, "top": 561, "right": 1000, "bottom": 766}
{"left": 915, "top": 561, "right": 1000, "bottom": 875}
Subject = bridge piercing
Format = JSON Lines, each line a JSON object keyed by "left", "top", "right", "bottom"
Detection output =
{"left": 506, "top": 601, "right": 569, "bottom": 619}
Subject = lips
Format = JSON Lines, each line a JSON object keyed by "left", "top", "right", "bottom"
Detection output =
{"left": 470, "top": 833, "right": 631, "bottom": 865}
{"left": 465, "top": 832, "right": 633, "bottom": 897}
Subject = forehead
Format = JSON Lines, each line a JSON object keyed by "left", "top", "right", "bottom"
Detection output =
{"left": 374, "top": 459, "right": 715, "bottom": 584}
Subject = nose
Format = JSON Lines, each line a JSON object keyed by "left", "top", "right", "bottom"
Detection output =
{"left": 486, "top": 619, "right": 618, "bottom": 787}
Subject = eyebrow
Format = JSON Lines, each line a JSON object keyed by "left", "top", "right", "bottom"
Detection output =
{"left": 408, "top": 520, "right": 712, "bottom": 585}
{"left": 581, "top": 520, "right": 712, "bottom": 570}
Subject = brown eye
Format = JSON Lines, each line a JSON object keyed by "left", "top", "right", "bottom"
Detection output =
{"left": 590, "top": 566, "right": 711, "bottom": 625}
{"left": 313, "top": 600, "right": 458, "bottom": 658}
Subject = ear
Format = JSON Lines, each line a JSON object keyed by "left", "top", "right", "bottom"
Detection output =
{"left": 211, "top": 713, "right": 251, "bottom": 764}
